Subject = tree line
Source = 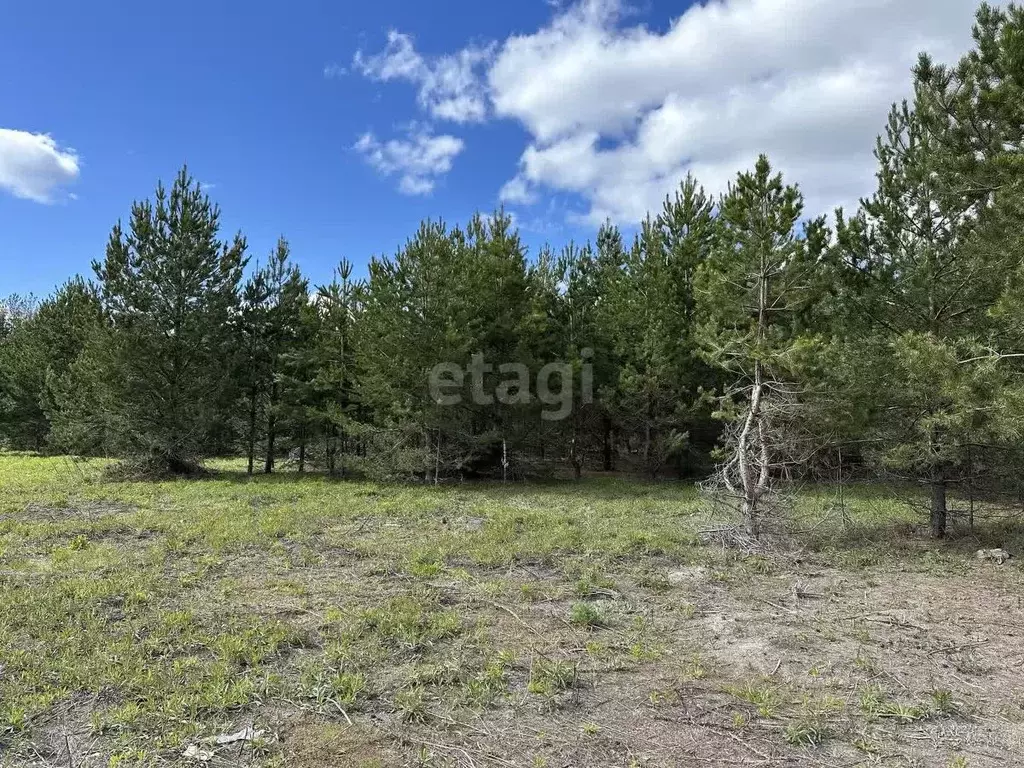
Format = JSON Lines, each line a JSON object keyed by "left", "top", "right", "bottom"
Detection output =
{"left": 3, "top": 4, "right": 1024, "bottom": 538}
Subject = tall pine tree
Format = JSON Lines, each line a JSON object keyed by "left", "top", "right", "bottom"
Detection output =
{"left": 89, "top": 167, "right": 246, "bottom": 473}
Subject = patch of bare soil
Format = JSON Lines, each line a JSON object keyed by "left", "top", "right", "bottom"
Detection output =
{"left": 9, "top": 692, "right": 117, "bottom": 768}
{"left": 337, "top": 557, "right": 1024, "bottom": 767}
{"left": 11, "top": 501, "right": 137, "bottom": 522}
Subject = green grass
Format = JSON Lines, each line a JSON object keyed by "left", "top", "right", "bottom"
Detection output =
{"left": 0, "top": 453, "right": 1020, "bottom": 767}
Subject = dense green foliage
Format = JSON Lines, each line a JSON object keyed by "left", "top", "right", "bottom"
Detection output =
{"left": 3, "top": 4, "right": 1024, "bottom": 537}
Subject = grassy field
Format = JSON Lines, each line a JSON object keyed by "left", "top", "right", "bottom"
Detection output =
{"left": 0, "top": 454, "right": 1022, "bottom": 768}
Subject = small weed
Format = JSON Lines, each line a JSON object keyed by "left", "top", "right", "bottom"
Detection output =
{"left": 784, "top": 718, "right": 829, "bottom": 746}
{"left": 584, "top": 640, "right": 608, "bottom": 659}
{"left": 859, "top": 686, "right": 926, "bottom": 723}
{"left": 573, "top": 566, "right": 616, "bottom": 598}
{"left": 464, "top": 651, "right": 515, "bottom": 704}
{"left": 361, "top": 594, "right": 461, "bottom": 652}
{"left": 743, "top": 555, "right": 775, "bottom": 575}
{"left": 407, "top": 551, "right": 445, "bottom": 578}
{"left": 395, "top": 687, "right": 430, "bottom": 724}
{"left": 680, "top": 653, "right": 708, "bottom": 681}
{"left": 930, "top": 688, "right": 959, "bottom": 715}
{"left": 0, "top": 704, "right": 28, "bottom": 734}
{"left": 568, "top": 601, "right": 607, "bottom": 628}
{"left": 628, "top": 641, "right": 663, "bottom": 662}
{"left": 300, "top": 665, "right": 366, "bottom": 709}
{"left": 528, "top": 658, "right": 577, "bottom": 695}
{"left": 519, "top": 582, "right": 545, "bottom": 602}
{"left": 649, "top": 689, "right": 679, "bottom": 707}
{"left": 853, "top": 649, "right": 878, "bottom": 674}
{"left": 724, "top": 679, "right": 782, "bottom": 718}
{"left": 852, "top": 737, "right": 880, "bottom": 754}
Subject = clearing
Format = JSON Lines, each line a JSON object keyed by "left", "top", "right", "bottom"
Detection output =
{"left": 0, "top": 454, "right": 1022, "bottom": 767}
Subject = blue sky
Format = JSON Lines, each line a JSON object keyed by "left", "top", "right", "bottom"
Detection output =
{"left": 1, "top": 0, "right": 981, "bottom": 297}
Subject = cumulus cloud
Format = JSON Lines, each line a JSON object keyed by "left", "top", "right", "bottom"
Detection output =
{"left": 0, "top": 128, "right": 80, "bottom": 204}
{"left": 498, "top": 176, "right": 538, "bottom": 206}
{"left": 354, "top": 31, "right": 493, "bottom": 123}
{"left": 486, "top": 0, "right": 980, "bottom": 224}
{"left": 351, "top": 0, "right": 982, "bottom": 223}
{"left": 354, "top": 127, "right": 464, "bottom": 196}
{"left": 343, "top": 1, "right": 983, "bottom": 220}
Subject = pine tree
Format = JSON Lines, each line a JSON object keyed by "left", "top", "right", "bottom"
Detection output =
{"left": 256, "top": 238, "right": 309, "bottom": 473}
{"left": 914, "top": 4, "right": 1024, "bottom": 501}
{"left": 359, "top": 220, "right": 471, "bottom": 478}
{"left": 697, "top": 156, "right": 824, "bottom": 537}
{"left": 89, "top": 167, "right": 247, "bottom": 473}
{"left": 277, "top": 286, "right": 320, "bottom": 472}
{"left": 238, "top": 264, "right": 273, "bottom": 475}
{"left": 0, "top": 281, "right": 103, "bottom": 450}
{"left": 311, "top": 259, "right": 362, "bottom": 476}
{"left": 358, "top": 212, "right": 540, "bottom": 480}
{"left": 834, "top": 42, "right": 1015, "bottom": 536}
{"left": 548, "top": 241, "right": 599, "bottom": 478}
{"left": 613, "top": 177, "right": 719, "bottom": 478}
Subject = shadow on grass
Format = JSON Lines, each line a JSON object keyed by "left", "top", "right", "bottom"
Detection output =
{"left": 100, "top": 458, "right": 699, "bottom": 502}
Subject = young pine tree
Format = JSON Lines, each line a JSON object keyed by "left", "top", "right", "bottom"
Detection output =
{"left": 835, "top": 64, "right": 1012, "bottom": 537}
{"left": 312, "top": 259, "right": 362, "bottom": 476}
{"left": 257, "top": 238, "right": 310, "bottom": 473}
{"left": 0, "top": 280, "right": 103, "bottom": 451}
{"left": 238, "top": 264, "right": 273, "bottom": 474}
{"left": 613, "top": 176, "right": 718, "bottom": 478}
{"left": 90, "top": 167, "right": 247, "bottom": 474}
{"left": 697, "top": 156, "right": 825, "bottom": 537}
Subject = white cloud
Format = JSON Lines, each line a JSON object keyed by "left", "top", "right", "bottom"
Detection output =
{"left": 354, "top": 31, "right": 493, "bottom": 123}
{"left": 350, "top": 0, "right": 982, "bottom": 223}
{"left": 354, "top": 127, "right": 464, "bottom": 195}
{"left": 323, "top": 63, "right": 347, "bottom": 79}
{"left": 485, "top": 0, "right": 981, "bottom": 224}
{"left": 498, "top": 176, "right": 538, "bottom": 205}
{"left": 0, "top": 128, "right": 80, "bottom": 204}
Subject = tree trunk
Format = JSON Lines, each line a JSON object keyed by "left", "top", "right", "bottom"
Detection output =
{"left": 643, "top": 425, "right": 653, "bottom": 477}
{"left": 645, "top": 395, "right": 658, "bottom": 480}
{"left": 739, "top": 245, "right": 771, "bottom": 539}
{"left": 571, "top": 415, "right": 582, "bottom": 480}
{"left": 298, "top": 431, "right": 306, "bottom": 473}
{"left": 602, "top": 417, "right": 613, "bottom": 471}
{"left": 738, "top": 251, "right": 772, "bottom": 539}
{"left": 264, "top": 383, "right": 277, "bottom": 474}
{"left": 264, "top": 426, "right": 275, "bottom": 473}
{"left": 246, "top": 385, "right": 258, "bottom": 476}
{"left": 435, "top": 429, "right": 441, "bottom": 486}
{"left": 738, "top": 363, "right": 764, "bottom": 539}
{"left": 967, "top": 445, "right": 974, "bottom": 532}
{"left": 424, "top": 429, "right": 432, "bottom": 484}
{"left": 930, "top": 469, "right": 947, "bottom": 539}
{"left": 326, "top": 425, "right": 337, "bottom": 476}
{"left": 264, "top": 419, "right": 276, "bottom": 473}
